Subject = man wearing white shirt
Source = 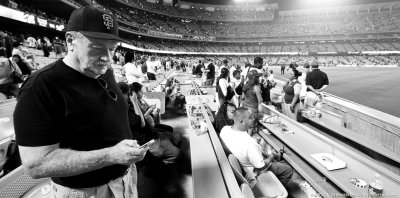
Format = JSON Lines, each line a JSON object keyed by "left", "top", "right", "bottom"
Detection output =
{"left": 146, "top": 56, "right": 158, "bottom": 80}
{"left": 220, "top": 108, "right": 293, "bottom": 185}
{"left": 241, "top": 57, "right": 264, "bottom": 83}
{"left": 123, "top": 52, "right": 143, "bottom": 84}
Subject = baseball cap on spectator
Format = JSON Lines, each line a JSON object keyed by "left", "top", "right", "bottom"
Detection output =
{"left": 247, "top": 70, "right": 262, "bottom": 80}
{"left": 310, "top": 60, "right": 319, "bottom": 68}
{"left": 304, "top": 62, "right": 310, "bottom": 68}
{"left": 67, "top": 5, "right": 123, "bottom": 41}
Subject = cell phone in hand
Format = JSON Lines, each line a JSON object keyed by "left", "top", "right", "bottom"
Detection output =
{"left": 139, "top": 139, "right": 155, "bottom": 149}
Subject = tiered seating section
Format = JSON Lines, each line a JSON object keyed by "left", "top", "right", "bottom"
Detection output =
{"left": 95, "top": 0, "right": 400, "bottom": 38}
{"left": 114, "top": 0, "right": 275, "bottom": 22}
{"left": 131, "top": 38, "right": 400, "bottom": 53}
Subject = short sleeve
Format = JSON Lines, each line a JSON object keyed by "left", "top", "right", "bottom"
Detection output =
{"left": 219, "top": 79, "right": 228, "bottom": 96}
{"left": 324, "top": 73, "right": 329, "bottom": 85}
{"left": 247, "top": 144, "right": 265, "bottom": 169}
{"left": 294, "top": 83, "right": 302, "bottom": 95}
{"left": 14, "top": 78, "right": 62, "bottom": 146}
{"left": 305, "top": 73, "right": 311, "bottom": 86}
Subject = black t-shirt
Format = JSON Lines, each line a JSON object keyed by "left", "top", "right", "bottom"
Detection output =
{"left": 195, "top": 64, "right": 203, "bottom": 75}
{"left": 206, "top": 63, "right": 215, "bottom": 80}
{"left": 305, "top": 69, "right": 329, "bottom": 91}
{"left": 14, "top": 59, "right": 132, "bottom": 188}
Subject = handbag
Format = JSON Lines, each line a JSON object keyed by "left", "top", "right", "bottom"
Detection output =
{"left": 9, "top": 60, "right": 24, "bottom": 83}
{"left": 235, "top": 67, "right": 250, "bottom": 95}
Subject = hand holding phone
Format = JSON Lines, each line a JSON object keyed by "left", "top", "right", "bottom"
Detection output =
{"left": 139, "top": 139, "right": 155, "bottom": 149}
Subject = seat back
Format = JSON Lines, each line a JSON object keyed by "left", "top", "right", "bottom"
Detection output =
{"left": 240, "top": 183, "right": 255, "bottom": 198}
{"left": 228, "top": 154, "right": 248, "bottom": 185}
{"left": 219, "top": 138, "right": 232, "bottom": 156}
{"left": 0, "top": 138, "right": 11, "bottom": 173}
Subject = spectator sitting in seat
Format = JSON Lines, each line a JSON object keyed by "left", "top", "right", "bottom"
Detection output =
{"left": 11, "top": 54, "right": 31, "bottom": 75}
{"left": 165, "top": 76, "right": 186, "bottom": 114}
{"left": 220, "top": 107, "right": 293, "bottom": 185}
{"left": 118, "top": 82, "right": 182, "bottom": 166}
{"left": 25, "top": 55, "right": 39, "bottom": 71}
{"left": 214, "top": 102, "right": 236, "bottom": 134}
{"left": 0, "top": 46, "right": 20, "bottom": 98}
{"left": 130, "top": 82, "right": 161, "bottom": 127}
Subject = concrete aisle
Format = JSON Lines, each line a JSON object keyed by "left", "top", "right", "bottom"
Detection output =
{"left": 137, "top": 106, "right": 193, "bottom": 198}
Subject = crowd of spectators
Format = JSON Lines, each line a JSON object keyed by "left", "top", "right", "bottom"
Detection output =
{"left": 93, "top": 0, "right": 400, "bottom": 38}
{"left": 85, "top": 0, "right": 400, "bottom": 39}
{"left": 117, "top": 0, "right": 275, "bottom": 22}
{"left": 126, "top": 35, "right": 400, "bottom": 54}
{"left": 0, "top": 30, "right": 62, "bottom": 99}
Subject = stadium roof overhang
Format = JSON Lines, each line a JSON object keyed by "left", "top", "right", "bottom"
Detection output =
{"left": 20, "top": 0, "right": 78, "bottom": 20}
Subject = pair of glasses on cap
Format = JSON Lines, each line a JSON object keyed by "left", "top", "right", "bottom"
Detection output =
{"left": 97, "top": 78, "right": 117, "bottom": 101}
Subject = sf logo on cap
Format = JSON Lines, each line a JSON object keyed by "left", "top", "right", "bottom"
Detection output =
{"left": 102, "top": 14, "right": 113, "bottom": 30}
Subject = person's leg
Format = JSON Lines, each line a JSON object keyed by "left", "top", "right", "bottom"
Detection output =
{"left": 107, "top": 164, "right": 138, "bottom": 198}
{"left": 268, "top": 161, "right": 293, "bottom": 185}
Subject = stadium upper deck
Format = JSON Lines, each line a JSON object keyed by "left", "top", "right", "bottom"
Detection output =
{"left": 14, "top": 0, "right": 400, "bottom": 42}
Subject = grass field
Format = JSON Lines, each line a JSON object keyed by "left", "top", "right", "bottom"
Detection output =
{"left": 270, "top": 66, "right": 400, "bottom": 118}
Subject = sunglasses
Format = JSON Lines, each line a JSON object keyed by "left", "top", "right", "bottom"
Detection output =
{"left": 97, "top": 78, "right": 117, "bottom": 101}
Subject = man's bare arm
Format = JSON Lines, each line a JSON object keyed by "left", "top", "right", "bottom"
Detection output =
{"left": 254, "top": 154, "right": 274, "bottom": 172}
{"left": 19, "top": 139, "right": 147, "bottom": 179}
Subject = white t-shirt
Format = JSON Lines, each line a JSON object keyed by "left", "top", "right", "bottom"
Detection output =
{"left": 299, "top": 72, "right": 307, "bottom": 98}
{"left": 218, "top": 78, "right": 229, "bottom": 97}
{"left": 146, "top": 61, "right": 157, "bottom": 74}
{"left": 267, "top": 74, "right": 274, "bottom": 82}
{"left": 124, "top": 62, "right": 143, "bottom": 84}
{"left": 241, "top": 67, "right": 264, "bottom": 84}
{"left": 220, "top": 126, "right": 265, "bottom": 175}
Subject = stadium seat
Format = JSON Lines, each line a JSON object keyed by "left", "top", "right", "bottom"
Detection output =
{"left": 228, "top": 154, "right": 288, "bottom": 198}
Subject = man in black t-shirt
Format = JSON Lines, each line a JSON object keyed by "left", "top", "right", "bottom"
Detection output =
{"left": 195, "top": 60, "right": 203, "bottom": 77}
{"left": 14, "top": 6, "right": 148, "bottom": 198}
{"left": 305, "top": 60, "right": 329, "bottom": 108}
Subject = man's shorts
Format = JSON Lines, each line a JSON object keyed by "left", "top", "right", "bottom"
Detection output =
{"left": 51, "top": 164, "right": 137, "bottom": 198}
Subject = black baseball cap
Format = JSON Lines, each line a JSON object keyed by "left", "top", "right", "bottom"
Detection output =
{"left": 67, "top": 5, "right": 122, "bottom": 41}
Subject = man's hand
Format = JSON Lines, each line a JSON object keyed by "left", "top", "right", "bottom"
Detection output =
{"left": 107, "top": 140, "right": 148, "bottom": 165}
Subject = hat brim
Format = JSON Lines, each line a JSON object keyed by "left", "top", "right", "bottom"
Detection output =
{"left": 80, "top": 31, "right": 127, "bottom": 42}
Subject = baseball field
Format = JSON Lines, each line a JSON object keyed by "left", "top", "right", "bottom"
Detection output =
{"left": 270, "top": 66, "right": 400, "bottom": 118}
